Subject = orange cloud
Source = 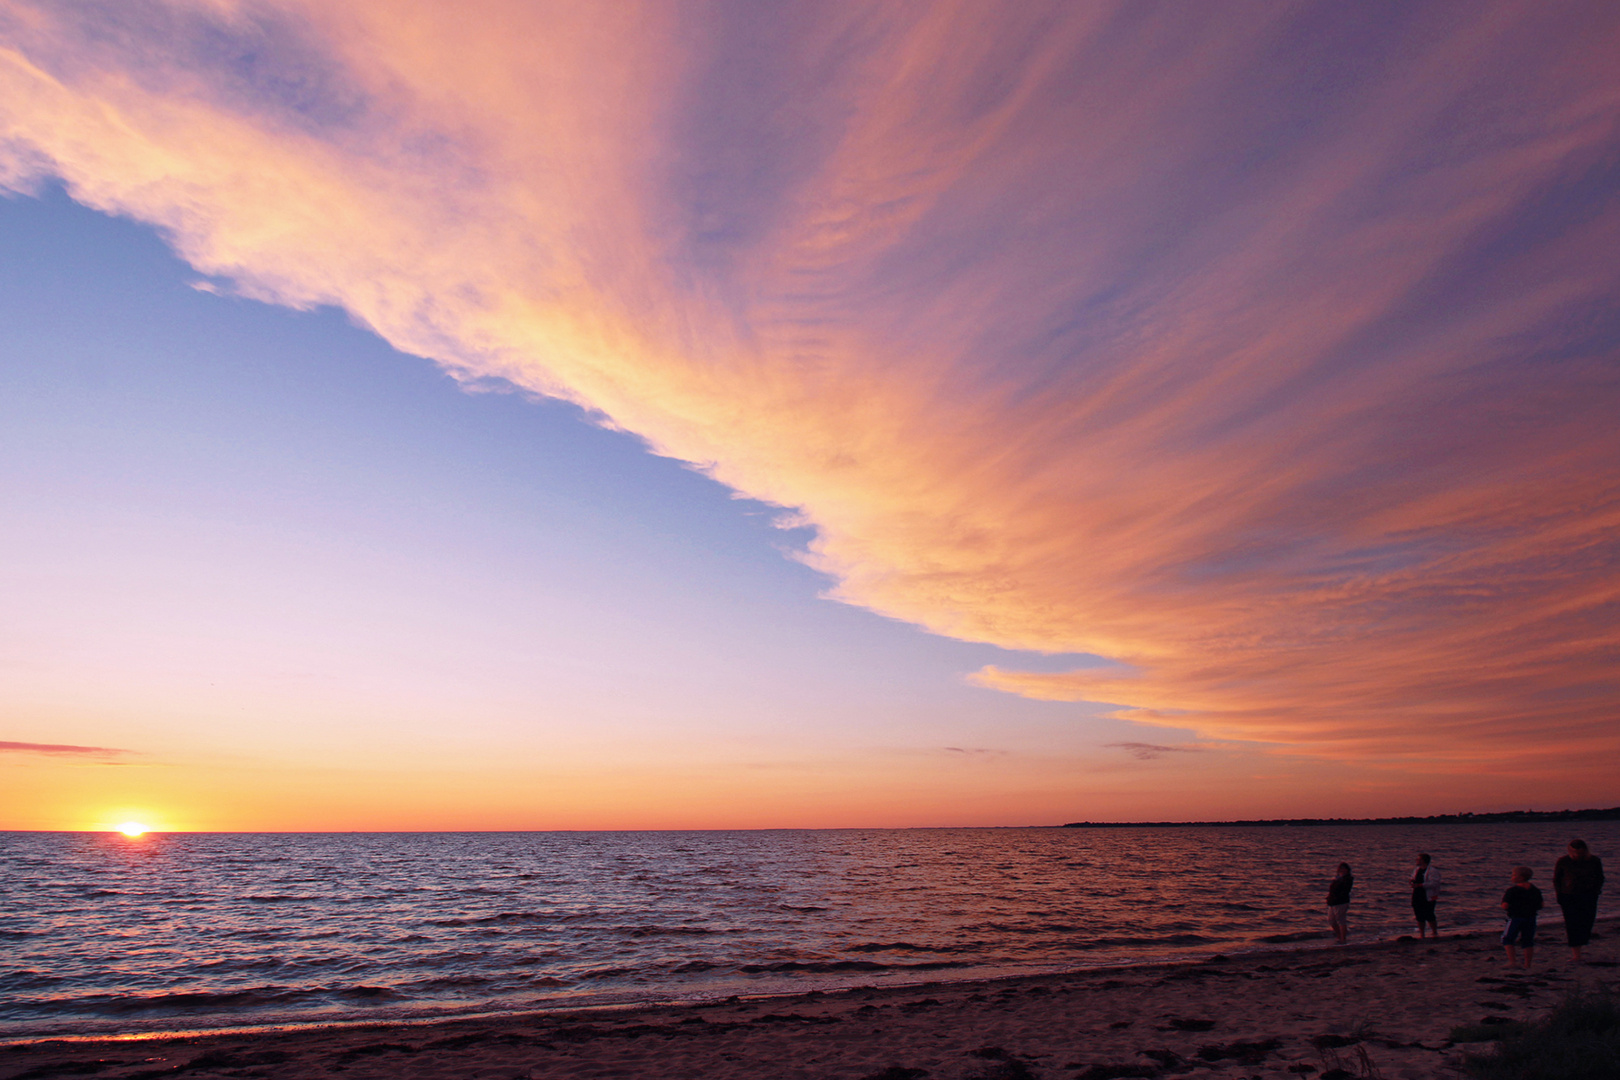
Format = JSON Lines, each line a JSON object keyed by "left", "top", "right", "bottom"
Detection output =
{"left": 2, "top": 1, "right": 1618, "bottom": 777}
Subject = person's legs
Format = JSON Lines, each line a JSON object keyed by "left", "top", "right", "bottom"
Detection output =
{"left": 1328, "top": 904, "right": 1348, "bottom": 943}
{"left": 1561, "top": 897, "right": 1595, "bottom": 963}
{"left": 1574, "top": 895, "right": 1596, "bottom": 952}
{"left": 1414, "top": 898, "right": 1429, "bottom": 937}
{"left": 1503, "top": 919, "right": 1533, "bottom": 967}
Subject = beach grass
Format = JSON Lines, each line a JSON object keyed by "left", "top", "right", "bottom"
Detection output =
{"left": 1459, "top": 988, "right": 1619, "bottom": 1080}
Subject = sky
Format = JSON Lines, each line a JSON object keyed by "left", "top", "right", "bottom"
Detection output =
{"left": 2, "top": 1, "right": 1618, "bottom": 831}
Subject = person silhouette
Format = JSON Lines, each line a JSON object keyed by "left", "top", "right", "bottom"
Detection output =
{"left": 1410, "top": 853, "right": 1440, "bottom": 938}
{"left": 1326, "top": 863, "right": 1353, "bottom": 944}
{"left": 1553, "top": 839, "right": 1605, "bottom": 964}
{"left": 1500, "top": 866, "right": 1543, "bottom": 969}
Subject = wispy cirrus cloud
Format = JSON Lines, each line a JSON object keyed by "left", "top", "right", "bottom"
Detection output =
{"left": 2, "top": 1, "right": 1618, "bottom": 785}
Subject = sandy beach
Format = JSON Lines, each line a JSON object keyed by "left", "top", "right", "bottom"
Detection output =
{"left": 4, "top": 919, "right": 1613, "bottom": 1080}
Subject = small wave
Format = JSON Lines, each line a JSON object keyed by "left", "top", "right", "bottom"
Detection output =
{"left": 739, "top": 960, "right": 886, "bottom": 973}
{"left": 845, "top": 942, "right": 947, "bottom": 953}
{"left": 961, "top": 922, "right": 1080, "bottom": 935}
{"left": 890, "top": 960, "right": 969, "bottom": 972}
{"left": 627, "top": 926, "right": 715, "bottom": 937}
{"left": 430, "top": 911, "right": 550, "bottom": 927}
{"left": 246, "top": 895, "right": 315, "bottom": 903}
{"left": 778, "top": 905, "right": 829, "bottom": 913}
{"left": 402, "top": 975, "right": 495, "bottom": 991}
{"left": 416, "top": 951, "right": 495, "bottom": 966}
{"left": 84, "top": 889, "right": 126, "bottom": 897}
{"left": 64, "top": 988, "right": 317, "bottom": 1014}
{"left": 1075, "top": 934, "right": 1227, "bottom": 948}
{"left": 332, "top": 986, "right": 403, "bottom": 1001}
{"left": 511, "top": 953, "right": 565, "bottom": 965}
{"left": 0, "top": 970, "right": 64, "bottom": 991}
{"left": 45, "top": 984, "right": 405, "bottom": 1015}
{"left": 674, "top": 960, "right": 719, "bottom": 972}
{"left": 195, "top": 957, "right": 285, "bottom": 972}
{"left": 1256, "top": 931, "right": 1330, "bottom": 943}
{"left": 0, "top": 929, "right": 37, "bottom": 939}
{"left": 739, "top": 959, "right": 967, "bottom": 974}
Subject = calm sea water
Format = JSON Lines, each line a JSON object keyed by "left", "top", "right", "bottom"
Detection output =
{"left": 3, "top": 823, "right": 1615, "bottom": 1039}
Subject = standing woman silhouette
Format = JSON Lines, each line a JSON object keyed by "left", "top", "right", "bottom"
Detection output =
{"left": 1554, "top": 839, "right": 1605, "bottom": 964}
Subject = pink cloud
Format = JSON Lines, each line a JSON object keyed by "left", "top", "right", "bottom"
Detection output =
{"left": 2, "top": 1, "right": 1618, "bottom": 780}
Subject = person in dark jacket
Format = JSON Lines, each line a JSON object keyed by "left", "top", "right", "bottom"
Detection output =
{"left": 1327, "top": 863, "right": 1353, "bottom": 944}
{"left": 1554, "top": 839, "right": 1605, "bottom": 963}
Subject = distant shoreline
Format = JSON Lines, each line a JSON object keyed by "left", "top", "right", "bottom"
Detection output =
{"left": 1059, "top": 806, "right": 1620, "bottom": 828}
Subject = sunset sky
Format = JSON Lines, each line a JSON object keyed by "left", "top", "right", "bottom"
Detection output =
{"left": 3, "top": 1, "right": 1618, "bottom": 831}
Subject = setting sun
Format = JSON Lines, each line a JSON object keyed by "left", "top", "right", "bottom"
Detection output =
{"left": 116, "top": 821, "right": 148, "bottom": 838}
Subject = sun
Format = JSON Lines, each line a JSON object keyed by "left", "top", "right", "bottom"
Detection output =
{"left": 116, "top": 821, "right": 148, "bottom": 837}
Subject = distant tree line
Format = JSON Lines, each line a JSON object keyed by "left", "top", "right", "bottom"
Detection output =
{"left": 1058, "top": 807, "right": 1620, "bottom": 828}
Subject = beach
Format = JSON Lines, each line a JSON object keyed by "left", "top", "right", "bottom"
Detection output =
{"left": 5, "top": 919, "right": 1613, "bottom": 1080}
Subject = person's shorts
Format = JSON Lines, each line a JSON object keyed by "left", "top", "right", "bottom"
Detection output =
{"left": 1501, "top": 917, "right": 1537, "bottom": 947}
{"left": 1328, "top": 903, "right": 1349, "bottom": 924}
{"left": 1413, "top": 894, "right": 1437, "bottom": 922}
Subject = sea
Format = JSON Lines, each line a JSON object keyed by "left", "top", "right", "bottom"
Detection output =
{"left": 3, "top": 822, "right": 1616, "bottom": 1041}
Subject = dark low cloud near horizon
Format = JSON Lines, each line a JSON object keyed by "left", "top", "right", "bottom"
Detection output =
{"left": 0, "top": 740, "right": 135, "bottom": 756}
{"left": 1105, "top": 742, "right": 1205, "bottom": 761}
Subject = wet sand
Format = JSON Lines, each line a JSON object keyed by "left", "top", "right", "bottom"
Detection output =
{"left": 4, "top": 920, "right": 1614, "bottom": 1080}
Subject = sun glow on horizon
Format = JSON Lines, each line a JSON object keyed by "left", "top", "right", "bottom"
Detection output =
{"left": 116, "top": 821, "right": 149, "bottom": 837}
